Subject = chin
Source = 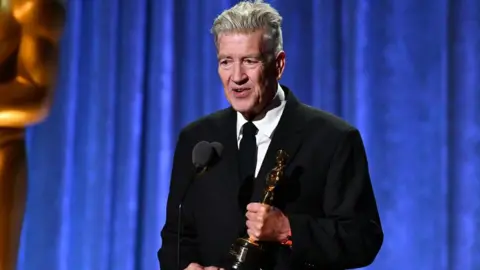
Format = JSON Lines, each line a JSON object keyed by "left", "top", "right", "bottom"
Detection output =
{"left": 232, "top": 105, "right": 251, "bottom": 114}
{"left": 232, "top": 105, "right": 262, "bottom": 120}
{"left": 228, "top": 94, "right": 262, "bottom": 115}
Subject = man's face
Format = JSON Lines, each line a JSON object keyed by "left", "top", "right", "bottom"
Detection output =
{"left": 217, "top": 30, "right": 285, "bottom": 119}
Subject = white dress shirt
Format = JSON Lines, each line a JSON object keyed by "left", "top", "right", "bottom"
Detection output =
{"left": 236, "top": 85, "right": 287, "bottom": 177}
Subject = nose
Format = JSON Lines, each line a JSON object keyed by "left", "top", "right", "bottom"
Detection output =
{"left": 231, "top": 62, "right": 248, "bottom": 84}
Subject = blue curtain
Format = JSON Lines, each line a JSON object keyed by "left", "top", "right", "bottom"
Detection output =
{"left": 17, "top": 0, "right": 479, "bottom": 269}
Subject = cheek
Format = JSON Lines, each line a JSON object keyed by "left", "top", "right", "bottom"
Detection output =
{"left": 248, "top": 74, "right": 263, "bottom": 93}
{"left": 218, "top": 69, "right": 229, "bottom": 85}
{"left": 255, "top": 88, "right": 263, "bottom": 99}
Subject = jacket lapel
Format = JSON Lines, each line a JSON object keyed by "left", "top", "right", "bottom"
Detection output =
{"left": 251, "top": 86, "right": 308, "bottom": 203}
{"left": 215, "top": 107, "right": 241, "bottom": 186}
{"left": 214, "top": 86, "right": 309, "bottom": 205}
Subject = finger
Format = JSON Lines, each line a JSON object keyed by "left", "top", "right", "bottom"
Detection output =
{"left": 185, "top": 263, "right": 204, "bottom": 270}
{"left": 246, "top": 220, "right": 257, "bottom": 230}
{"left": 247, "top": 229, "right": 259, "bottom": 241}
{"left": 245, "top": 211, "right": 254, "bottom": 220}
{"left": 247, "top": 220, "right": 263, "bottom": 236}
{"left": 246, "top": 211, "right": 264, "bottom": 223}
{"left": 255, "top": 220, "right": 263, "bottom": 231}
{"left": 258, "top": 204, "right": 271, "bottom": 215}
{"left": 246, "top": 202, "right": 261, "bottom": 212}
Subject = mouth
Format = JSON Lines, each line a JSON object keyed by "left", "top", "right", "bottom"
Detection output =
{"left": 231, "top": 88, "right": 251, "bottom": 93}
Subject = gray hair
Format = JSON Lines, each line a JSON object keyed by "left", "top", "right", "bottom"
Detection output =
{"left": 210, "top": 0, "right": 284, "bottom": 57}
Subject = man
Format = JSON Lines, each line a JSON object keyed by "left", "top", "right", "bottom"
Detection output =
{"left": 158, "top": 1, "right": 383, "bottom": 269}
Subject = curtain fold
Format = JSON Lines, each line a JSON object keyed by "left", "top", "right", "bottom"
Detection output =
{"left": 16, "top": 0, "right": 479, "bottom": 269}
{"left": 448, "top": 0, "right": 480, "bottom": 268}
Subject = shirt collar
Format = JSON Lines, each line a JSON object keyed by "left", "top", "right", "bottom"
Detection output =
{"left": 236, "top": 84, "right": 286, "bottom": 140}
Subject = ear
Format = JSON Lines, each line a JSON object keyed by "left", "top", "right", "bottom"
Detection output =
{"left": 275, "top": 51, "right": 286, "bottom": 80}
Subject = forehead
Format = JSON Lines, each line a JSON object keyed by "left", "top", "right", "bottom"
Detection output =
{"left": 217, "top": 31, "right": 264, "bottom": 57}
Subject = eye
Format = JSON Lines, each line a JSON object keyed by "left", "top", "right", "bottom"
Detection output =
{"left": 219, "top": 59, "right": 232, "bottom": 67}
{"left": 244, "top": 59, "right": 258, "bottom": 65}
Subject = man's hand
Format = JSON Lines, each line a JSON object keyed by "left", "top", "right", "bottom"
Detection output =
{"left": 185, "top": 262, "right": 203, "bottom": 270}
{"left": 245, "top": 203, "right": 291, "bottom": 242}
{"left": 184, "top": 262, "right": 225, "bottom": 270}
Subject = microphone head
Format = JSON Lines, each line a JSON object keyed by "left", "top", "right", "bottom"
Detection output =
{"left": 210, "top": 142, "right": 224, "bottom": 158}
{"left": 192, "top": 141, "right": 214, "bottom": 168}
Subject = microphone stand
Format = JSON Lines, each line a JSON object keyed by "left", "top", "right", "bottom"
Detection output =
{"left": 177, "top": 166, "right": 208, "bottom": 270}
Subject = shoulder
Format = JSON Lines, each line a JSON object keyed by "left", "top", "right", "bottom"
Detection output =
{"left": 297, "top": 103, "right": 358, "bottom": 135}
{"left": 281, "top": 84, "right": 358, "bottom": 138}
{"left": 293, "top": 103, "right": 366, "bottom": 155}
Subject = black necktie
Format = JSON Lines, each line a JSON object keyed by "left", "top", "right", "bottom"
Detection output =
{"left": 239, "top": 121, "right": 258, "bottom": 181}
{"left": 238, "top": 121, "right": 258, "bottom": 212}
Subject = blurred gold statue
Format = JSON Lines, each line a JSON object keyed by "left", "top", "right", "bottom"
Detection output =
{"left": 0, "top": 0, "right": 65, "bottom": 269}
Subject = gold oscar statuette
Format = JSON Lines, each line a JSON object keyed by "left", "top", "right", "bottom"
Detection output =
{"left": 228, "top": 150, "right": 289, "bottom": 270}
{"left": 0, "top": 0, "right": 65, "bottom": 269}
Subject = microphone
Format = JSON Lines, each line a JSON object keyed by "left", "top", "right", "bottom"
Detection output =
{"left": 177, "top": 141, "right": 224, "bottom": 270}
{"left": 210, "top": 142, "right": 224, "bottom": 159}
{"left": 192, "top": 141, "right": 223, "bottom": 174}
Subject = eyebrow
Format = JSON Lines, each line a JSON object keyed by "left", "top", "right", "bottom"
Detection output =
{"left": 217, "top": 54, "right": 262, "bottom": 60}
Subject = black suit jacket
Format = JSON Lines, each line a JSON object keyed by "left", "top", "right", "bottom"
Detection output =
{"left": 158, "top": 86, "right": 383, "bottom": 270}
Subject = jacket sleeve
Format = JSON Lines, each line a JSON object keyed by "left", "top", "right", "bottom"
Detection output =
{"left": 158, "top": 130, "right": 200, "bottom": 270}
{"left": 287, "top": 128, "right": 384, "bottom": 268}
